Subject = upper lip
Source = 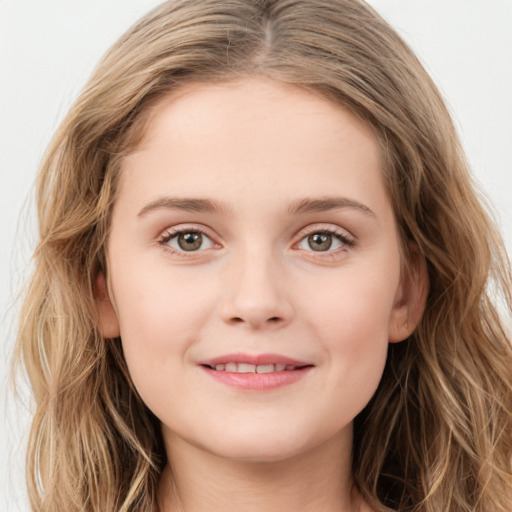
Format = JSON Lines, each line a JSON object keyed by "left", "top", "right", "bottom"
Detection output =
{"left": 198, "top": 353, "right": 313, "bottom": 367}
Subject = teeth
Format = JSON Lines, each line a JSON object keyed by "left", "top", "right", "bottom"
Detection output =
{"left": 256, "top": 364, "right": 274, "bottom": 373}
{"left": 238, "top": 363, "right": 256, "bottom": 373}
{"left": 211, "top": 363, "right": 298, "bottom": 373}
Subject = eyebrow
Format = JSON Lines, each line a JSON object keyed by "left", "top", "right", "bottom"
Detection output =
{"left": 138, "top": 197, "right": 228, "bottom": 217}
{"left": 137, "top": 195, "right": 375, "bottom": 218}
{"left": 287, "top": 197, "right": 375, "bottom": 217}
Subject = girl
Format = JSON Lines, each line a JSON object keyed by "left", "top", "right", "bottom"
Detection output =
{"left": 16, "top": 0, "right": 512, "bottom": 511}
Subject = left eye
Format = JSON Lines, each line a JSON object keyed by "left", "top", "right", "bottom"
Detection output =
{"left": 166, "top": 231, "right": 215, "bottom": 252}
{"left": 297, "top": 232, "right": 347, "bottom": 252}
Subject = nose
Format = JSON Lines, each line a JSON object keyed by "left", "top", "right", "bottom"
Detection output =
{"left": 220, "top": 247, "right": 294, "bottom": 329}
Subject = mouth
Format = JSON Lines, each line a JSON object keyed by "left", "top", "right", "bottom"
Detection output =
{"left": 203, "top": 363, "right": 310, "bottom": 373}
{"left": 198, "top": 354, "right": 314, "bottom": 390}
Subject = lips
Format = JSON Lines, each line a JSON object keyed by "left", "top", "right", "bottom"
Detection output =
{"left": 198, "top": 353, "right": 314, "bottom": 390}
{"left": 206, "top": 362, "right": 301, "bottom": 373}
{"left": 199, "top": 353, "right": 311, "bottom": 367}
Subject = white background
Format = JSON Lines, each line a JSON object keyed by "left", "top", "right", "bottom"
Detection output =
{"left": 1, "top": 1, "right": 511, "bottom": 509}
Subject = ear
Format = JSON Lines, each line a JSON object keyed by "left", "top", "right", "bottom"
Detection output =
{"left": 95, "top": 273, "right": 121, "bottom": 338}
{"left": 388, "top": 244, "right": 429, "bottom": 343}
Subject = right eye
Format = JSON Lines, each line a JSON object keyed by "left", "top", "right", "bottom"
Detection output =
{"left": 159, "top": 229, "right": 215, "bottom": 253}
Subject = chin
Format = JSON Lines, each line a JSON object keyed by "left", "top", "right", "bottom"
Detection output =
{"left": 191, "top": 420, "right": 346, "bottom": 465}
{"left": 206, "top": 442, "right": 309, "bottom": 464}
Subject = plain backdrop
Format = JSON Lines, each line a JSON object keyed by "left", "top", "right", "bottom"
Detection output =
{"left": 1, "top": 1, "right": 511, "bottom": 510}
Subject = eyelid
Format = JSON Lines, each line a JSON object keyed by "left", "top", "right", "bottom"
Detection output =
{"left": 157, "top": 224, "right": 222, "bottom": 254}
{"left": 156, "top": 222, "right": 356, "bottom": 258}
{"left": 292, "top": 223, "right": 356, "bottom": 251}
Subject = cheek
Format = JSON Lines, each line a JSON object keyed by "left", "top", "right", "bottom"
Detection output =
{"left": 308, "top": 264, "right": 399, "bottom": 343}
{"left": 111, "top": 268, "right": 217, "bottom": 387}
{"left": 115, "top": 263, "right": 216, "bottom": 335}
{"left": 322, "top": 290, "right": 390, "bottom": 378}
{"left": 304, "top": 263, "right": 400, "bottom": 396}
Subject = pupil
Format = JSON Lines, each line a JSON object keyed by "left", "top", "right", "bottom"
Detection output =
{"left": 178, "top": 232, "right": 202, "bottom": 251}
{"left": 308, "top": 233, "right": 332, "bottom": 251}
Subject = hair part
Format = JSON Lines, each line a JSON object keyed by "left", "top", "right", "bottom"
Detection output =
{"left": 16, "top": 1, "right": 512, "bottom": 510}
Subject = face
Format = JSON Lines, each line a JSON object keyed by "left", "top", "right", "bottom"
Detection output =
{"left": 101, "top": 78, "right": 425, "bottom": 463}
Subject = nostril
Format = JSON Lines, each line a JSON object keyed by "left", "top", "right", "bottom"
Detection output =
{"left": 229, "top": 315, "right": 282, "bottom": 326}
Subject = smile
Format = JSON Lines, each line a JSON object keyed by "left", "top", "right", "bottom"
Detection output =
{"left": 205, "top": 363, "right": 303, "bottom": 373}
{"left": 199, "top": 354, "right": 314, "bottom": 390}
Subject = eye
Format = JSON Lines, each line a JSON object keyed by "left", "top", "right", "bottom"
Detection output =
{"left": 296, "top": 230, "right": 354, "bottom": 252}
{"left": 160, "top": 229, "right": 215, "bottom": 252}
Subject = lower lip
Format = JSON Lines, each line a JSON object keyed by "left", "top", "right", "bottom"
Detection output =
{"left": 201, "top": 366, "right": 313, "bottom": 390}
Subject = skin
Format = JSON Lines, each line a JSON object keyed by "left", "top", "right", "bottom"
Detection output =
{"left": 99, "top": 77, "right": 427, "bottom": 512}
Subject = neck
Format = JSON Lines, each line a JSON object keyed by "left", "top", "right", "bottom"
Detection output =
{"left": 157, "top": 429, "right": 368, "bottom": 512}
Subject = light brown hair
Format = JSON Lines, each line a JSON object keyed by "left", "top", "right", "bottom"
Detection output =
{"left": 16, "top": 0, "right": 512, "bottom": 510}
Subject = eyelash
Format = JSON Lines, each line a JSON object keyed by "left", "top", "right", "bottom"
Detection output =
{"left": 292, "top": 227, "right": 356, "bottom": 263}
{"left": 296, "top": 228, "right": 356, "bottom": 249}
{"left": 157, "top": 225, "right": 356, "bottom": 258}
{"left": 157, "top": 226, "right": 216, "bottom": 257}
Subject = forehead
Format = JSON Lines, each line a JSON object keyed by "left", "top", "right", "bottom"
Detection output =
{"left": 131, "top": 78, "right": 379, "bottom": 157}
{"left": 117, "top": 77, "right": 389, "bottom": 217}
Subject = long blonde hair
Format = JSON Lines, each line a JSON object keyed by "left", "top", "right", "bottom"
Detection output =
{"left": 16, "top": 0, "right": 512, "bottom": 510}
